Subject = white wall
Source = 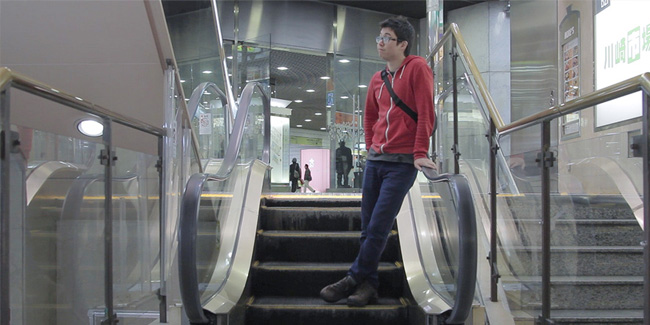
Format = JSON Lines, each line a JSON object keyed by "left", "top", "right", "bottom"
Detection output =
{"left": 0, "top": 0, "right": 171, "bottom": 155}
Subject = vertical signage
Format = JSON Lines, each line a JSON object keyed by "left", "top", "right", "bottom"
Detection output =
{"left": 594, "top": 0, "right": 650, "bottom": 128}
{"left": 560, "top": 5, "right": 581, "bottom": 138}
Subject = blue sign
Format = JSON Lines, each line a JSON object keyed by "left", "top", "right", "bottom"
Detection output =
{"left": 326, "top": 92, "right": 334, "bottom": 107}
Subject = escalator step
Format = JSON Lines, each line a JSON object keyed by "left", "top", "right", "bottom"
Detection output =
{"left": 246, "top": 296, "right": 410, "bottom": 325}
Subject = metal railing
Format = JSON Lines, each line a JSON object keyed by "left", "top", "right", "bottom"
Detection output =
{"left": 428, "top": 22, "right": 650, "bottom": 324}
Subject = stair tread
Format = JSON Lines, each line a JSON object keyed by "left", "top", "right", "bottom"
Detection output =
{"left": 260, "top": 230, "right": 362, "bottom": 237}
{"left": 503, "top": 275, "right": 643, "bottom": 283}
{"left": 249, "top": 296, "right": 406, "bottom": 308}
{"left": 255, "top": 261, "right": 400, "bottom": 271}
{"left": 512, "top": 309, "right": 643, "bottom": 319}
{"left": 509, "top": 246, "right": 643, "bottom": 251}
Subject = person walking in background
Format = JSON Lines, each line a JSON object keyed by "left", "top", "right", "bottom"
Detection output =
{"left": 301, "top": 164, "right": 316, "bottom": 193}
{"left": 320, "top": 15, "right": 436, "bottom": 307}
{"left": 289, "top": 158, "right": 301, "bottom": 193}
{"left": 335, "top": 141, "right": 353, "bottom": 188}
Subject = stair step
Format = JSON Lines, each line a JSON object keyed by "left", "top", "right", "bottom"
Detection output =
{"left": 260, "top": 206, "right": 361, "bottom": 231}
{"left": 512, "top": 309, "right": 643, "bottom": 324}
{"left": 255, "top": 230, "right": 399, "bottom": 263}
{"left": 251, "top": 262, "right": 405, "bottom": 297}
{"left": 503, "top": 276, "right": 644, "bottom": 310}
{"left": 511, "top": 219, "right": 643, "bottom": 247}
{"left": 262, "top": 196, "right": 361, "bottom": 208}
{"left": 246, "top": 296, "right": 410, "bottom": 325}
{"left": 505, "top": 246, "right": 644, "bottom": 276}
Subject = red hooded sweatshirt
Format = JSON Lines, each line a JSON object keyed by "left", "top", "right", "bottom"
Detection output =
{"left": 364, "top": 55, "right": 435, "bottom": 161}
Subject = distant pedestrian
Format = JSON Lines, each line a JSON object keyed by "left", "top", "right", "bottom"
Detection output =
{"left": 301, "top": 164, "right": 316, "bottom": 193}
{"left": 289, "top": 158, "right": 301, "bottom": 192}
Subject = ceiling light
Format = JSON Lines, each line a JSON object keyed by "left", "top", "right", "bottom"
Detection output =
{"left": 358, "top": 85, "right": 367, "bottom": 88}
{"left": 296, "top": 124, "right": 303, "bottom": 128}
{"left": 339, "top": 59, "right": 350, "bottom": 63}
{"left": 294, "top": 99, "right": 303, "bottom": 103}
{"left": 180, "top": 79, "right": 186, "bottom": 83}
{"left": 305, "top": 119, "right": 312, "bottom": 122}
{"left": 277, "top": 66, "right": 288, "bottom": 70}
{"left": 315, "top": 112, "right": 322, "bottom": 116}
{"left": 326, "top": 105, "right": 331, "bottom": 108}
{"left": 320, "top": 76, "right": 330, "bottom": 80}
{"left": 320, "top": 127, "right": 327, "bottom": 130}
{"left": 204, "top": 92, "right": 211, "bottom": 95}
{"left": 227, "top": 56, "right": 233, "bottom": 60}
{"left": 202, "top": 70, "right": 212, "bottom": 74}
{"left": 340, "top": 96, "right": 349, "bottom": 99}
{"left": 306, "top": 89, "right": 315, "bottom": 93}
{"left": 76, "top": 119, "right": 104, "bottom": 137}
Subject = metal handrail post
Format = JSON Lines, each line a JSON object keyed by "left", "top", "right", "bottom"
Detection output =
{"left": 489, "top": 121, "right": 499, "bottom": 301}
{"left": 101, "top": 118, "right": 117, "bottom": 325}
{"left": 642, "top": 92, "right": 650, "bottom": 325}
{"left": 451, "top": 38, "right": 460, "bottom": 174}
{"left": 0, "top": 86, "right": 10, "bottom": 325}
{"left": 538, "top": 121, "right": 553, "bottom": 324}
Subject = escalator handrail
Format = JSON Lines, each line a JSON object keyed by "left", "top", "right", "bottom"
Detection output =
{"left": 421, "top": 167, "right": 477, "bottom": 325}
{"left": 178, "top": 81, "right": 270, "bottom": 324}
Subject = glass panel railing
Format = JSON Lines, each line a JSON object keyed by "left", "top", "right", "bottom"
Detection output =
{"left": 17, "top": 126, "right": 105, "bottom": 324}
{"left": 1, "top": 67, "right": 168, "bottom": 325}
{"left": 495, "top": 127, "right": 544, "bottom": 320}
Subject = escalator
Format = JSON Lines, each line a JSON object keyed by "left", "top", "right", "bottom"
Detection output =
{"left": 177, "top": 77, "right": 479, "bottom": 323}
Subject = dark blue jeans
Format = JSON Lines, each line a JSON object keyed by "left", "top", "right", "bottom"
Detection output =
{"left": 348, "top": 160, "right": 418, "bottom": 288}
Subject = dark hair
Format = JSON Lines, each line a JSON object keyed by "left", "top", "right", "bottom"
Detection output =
{"left": 380, "top": 16, "right": 415, "bottom": 56}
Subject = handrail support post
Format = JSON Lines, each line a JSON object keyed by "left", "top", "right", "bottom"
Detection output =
{"left": 642, "top": 92, "right": 650, "bottom": 325}
{"left": 537, "top": 120, "right": 554, "bottom": 324}
{"left": 489, "top": 121, "right": 500, "bottom": 301}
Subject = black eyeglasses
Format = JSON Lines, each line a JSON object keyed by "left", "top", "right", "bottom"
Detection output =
{"left": 376, "top": 36, "right": 398, "bottom": 44}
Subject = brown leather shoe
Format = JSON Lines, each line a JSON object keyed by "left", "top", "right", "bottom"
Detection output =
{"left": 347, "top": 281, "right": 378, "bottom": 307}
{"left": 320, "top": 276, "right": 357, "bottom": 303}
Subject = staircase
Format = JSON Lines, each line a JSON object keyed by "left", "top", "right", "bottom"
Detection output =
{"left": 244, "top": 195, "right": 425, "bottom": 325}
{"left": 502, "top": 194, "right": 644, "bottom": 324}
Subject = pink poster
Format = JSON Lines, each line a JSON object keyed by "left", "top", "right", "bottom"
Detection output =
{"left": 300, "top": 149, "right": 330, "bottom": 193}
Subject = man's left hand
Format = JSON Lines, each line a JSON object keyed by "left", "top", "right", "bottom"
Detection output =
{"left": 414, "top": 158, "right": 437, "bottom": 171}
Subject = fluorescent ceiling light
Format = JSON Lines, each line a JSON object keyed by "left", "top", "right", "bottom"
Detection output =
{"left": 76, "top": 119, "right": 104, "bottom": 137}
{"left": 277, "top": 66, "right": 288, "bottom": 70}
{"left": 294, "top": 99, "right": 303, "bottom": 103}
{"left": 306, "top": 89, "right": 315, "bottom": 93}
{"left": 315, "top": 112, "right": 322, "bottom": 116}
{"left": 296, "top": 124, "right": 303, "bottom": 128}
{"left": 204, "top": 92, "right": 211, "bottom": 95}
{"left": 227, "top": 56, "right": 233, "bottom": 60}
{"left": 320, "top": 127, "right": 327, "bottom": 130}
{"left": 202, "top": 70, "right": 212, "bottom": 74}
{"left": 180, "top": 79, "right": 186, "bottom": 83}
{"left": 320, "top": 76, "right": 330, "bottom": 80}
{"left": 358, "top": 85, "right": 367, "bottom": 88}
{"left": 340, "top": 96, "right": 349, "bottom": 99}
{"left": 339, "top": 59, "right": 350, "bottom": 63}
{"left": 304, "top": 119, "right": 312, "bottom": 122}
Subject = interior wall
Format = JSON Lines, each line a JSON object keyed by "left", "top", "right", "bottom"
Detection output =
{"left": 509, "top": 0, "right": 559, "bottom": 155}
{"left": 0, "top": 0, "right": 167, "bottom": 155}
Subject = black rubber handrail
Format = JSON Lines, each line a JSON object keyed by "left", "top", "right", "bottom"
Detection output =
{"left": 178, "top": 82, "right": 270, "bottom": 324}
{"left": 421, "top": 167, "right": 478, "bottom": 325}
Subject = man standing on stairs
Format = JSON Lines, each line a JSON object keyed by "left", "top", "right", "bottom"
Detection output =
{"left": 320, "top": 15, "right": 436, "bottom": 307}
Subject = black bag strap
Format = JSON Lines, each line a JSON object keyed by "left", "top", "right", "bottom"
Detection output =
{"left": 381, "top": 70, "right": 418, "bottom": 123}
